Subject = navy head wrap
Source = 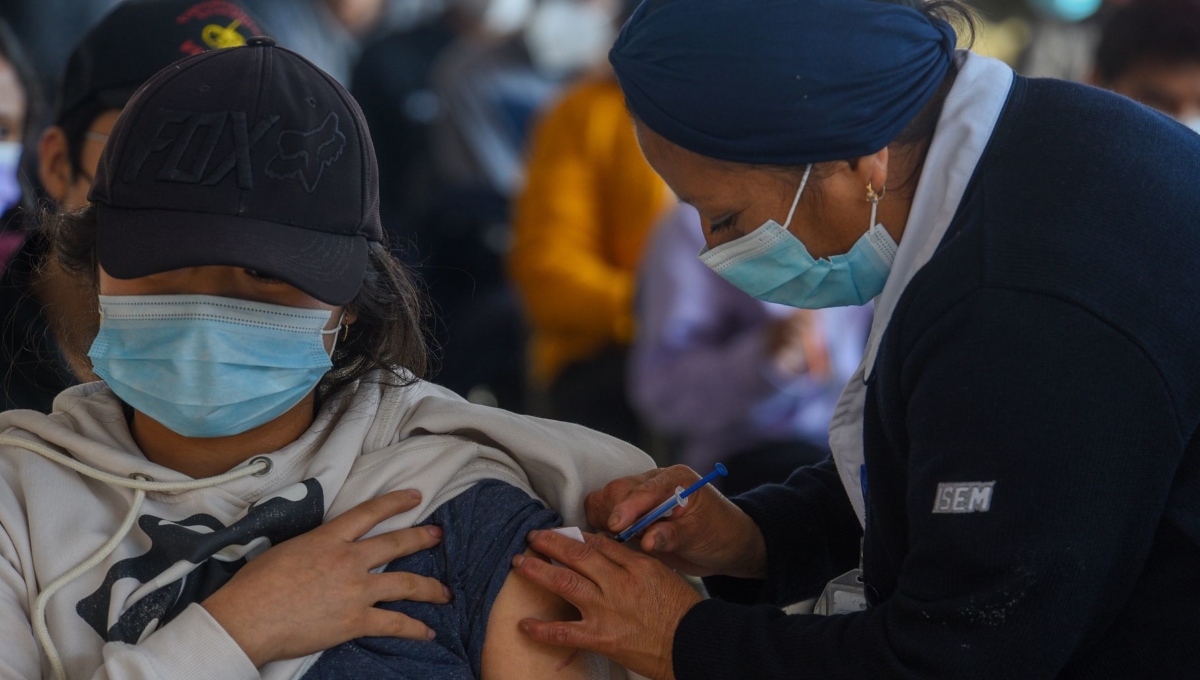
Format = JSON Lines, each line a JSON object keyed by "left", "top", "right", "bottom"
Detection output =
{"left": 610, "top": 0, "right": 957, "bottom": 164}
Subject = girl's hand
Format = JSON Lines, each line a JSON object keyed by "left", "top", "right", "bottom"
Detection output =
{"left": 202, "top": 489, "right": 450, "bottom": 666}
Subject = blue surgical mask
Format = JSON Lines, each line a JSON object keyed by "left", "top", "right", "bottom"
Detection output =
{"left": 0, "top": 141, "right": 22, "bottom": 215}
{"left": 699, "top": 164, "right": 897, "bottom": 309}
{"left": 88, "top": 295, "right": 343, "bottom": 438}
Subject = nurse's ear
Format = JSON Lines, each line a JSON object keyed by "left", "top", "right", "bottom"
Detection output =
{"left": 850, "top": 147, "right": 890, "bottom": 202}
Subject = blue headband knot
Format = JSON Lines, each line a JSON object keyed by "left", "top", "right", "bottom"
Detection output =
{"left": 610, "top": 0, "right": 958, "bottom": 165}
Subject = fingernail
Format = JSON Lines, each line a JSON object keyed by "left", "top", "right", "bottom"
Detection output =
{"left": 407, "top": 489, "right": 422, "bottom": 500}
{"left": 608, "top": 512, "right": 622, "bottom": 529}
{"left": 527, "top": 530, "right": 542, "bottom": 541}
{"left": 427, "top": 525, "right": 443, "bottom": 538}
{"left": 520, "top": 621, "right": 532, "bottom": 634}
{"left": 512, "top": 554, "right": 526, "bottom": 568}
{"left": 443, "top": 585, "right": 453, "bottom": 600}
{"left": 426, "top": 628, "right": 437, "bottom": 640}
{"left": 654, "top": 533, "right": 666, "bottom": 552}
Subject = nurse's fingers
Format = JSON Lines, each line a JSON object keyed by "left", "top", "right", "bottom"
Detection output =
{"left": 585, "top": 469, "right": 662, "bottom": 531}
{"left": 526, "top": 529, "right": 620, "bottom": 584}
{"left": 511, "top": 550, "right": 601, "bottom": 607}
{"left": 518, "top": 619, "right": 594, "bottom": 651}
{"left": 356, "top": 525, "right": 443, "bottom": 568}
{"left": 359, "top": 608, "right": 438, "bottom": 641}
{"left": 605, "top": 465, "right": 703, "bottom": 533}
{"left": 324, "top": 489, "right": 423, "bottom": 541}
{"left": 639, "top": 522, "right": 681, "bottom": 556}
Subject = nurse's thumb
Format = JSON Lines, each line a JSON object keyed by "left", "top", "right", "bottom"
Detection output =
{"left": 641, "top": 524, "right": 679, "bottom": 555}
{"left": 610, "top": 465, "right": 702, "bottom": 532}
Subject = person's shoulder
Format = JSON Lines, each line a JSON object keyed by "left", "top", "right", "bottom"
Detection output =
{"left": 915, "top": 76, "right": 1200, "bottom": 340}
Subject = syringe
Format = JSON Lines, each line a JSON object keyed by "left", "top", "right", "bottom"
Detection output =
{"left": 615, "top": 464, "right": 728, "bottom": 543}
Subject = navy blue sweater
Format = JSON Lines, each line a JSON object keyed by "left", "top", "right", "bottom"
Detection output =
{"left": 674, "top": 77, "right": 1200, "bottom": 679}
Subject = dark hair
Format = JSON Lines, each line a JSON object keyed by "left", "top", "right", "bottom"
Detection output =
{"left": 41, "top": 203, "right": 431, "bottom": 402}
{"left": 1095, "top": 0, "right": 1200, "bottom": 83}
{"left": 56, "top": 98, "right": 111, "bottom": 180}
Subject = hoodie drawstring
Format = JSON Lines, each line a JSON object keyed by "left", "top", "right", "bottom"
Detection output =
{"left": 0, "top": 435, "right": 269, "bottom": 680}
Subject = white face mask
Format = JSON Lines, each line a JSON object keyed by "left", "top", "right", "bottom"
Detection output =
{"left": 462, "top": 0, "right": 535, "bottom": 36}
{"left": 1178, "top": 116, "right": 1200, "bottom": 135}
{"left": 524, "top": 0, "right": 615, "bottom": 75}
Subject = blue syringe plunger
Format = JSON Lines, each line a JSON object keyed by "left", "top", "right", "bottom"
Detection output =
{"left": 614, "top": 464, "right": 729, "bottom": 543}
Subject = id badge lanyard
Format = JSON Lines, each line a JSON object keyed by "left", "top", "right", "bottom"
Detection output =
{"left": 813, "top": 464, "right": 869, "bottom": 615}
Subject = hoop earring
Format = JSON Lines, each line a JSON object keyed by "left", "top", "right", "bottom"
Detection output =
{"left": 341, "top": 325, "right": 349, "bottom": 342}
{"left": 866, "top": 183, "right": 886, "bottom": 229}
{"left": 866, "top": 182, "right": 886, "bottom": 205}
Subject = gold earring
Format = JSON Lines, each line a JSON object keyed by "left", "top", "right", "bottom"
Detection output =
{"left": 866, "top": 183, "right": 886, "bottom": 204}
{"left": 341, "top": 325, "right": 349, "bottom": 342}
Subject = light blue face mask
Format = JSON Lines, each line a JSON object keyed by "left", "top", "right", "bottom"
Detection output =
{"left": 88, "top": 295, "right": 343, "bottom": 439}
{"left": 699, "top": 164, "right": 898, "bottom": 309}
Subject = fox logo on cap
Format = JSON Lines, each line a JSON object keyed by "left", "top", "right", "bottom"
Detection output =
{"left": 265, "top": 112, "right": 347, "bottom": 193}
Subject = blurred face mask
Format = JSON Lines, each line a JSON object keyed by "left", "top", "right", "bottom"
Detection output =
{"left": 524, "top": 0, "right": 616, "bottom": 75}
{"left": 698, "top": 164, "right": 898, "bottom": 309}
{"left": 0, "top": 142, "right": 22, "bottom": 215}
{"left": 88, "top": 295, "right": 344, "bottom": 438}
{"left": 477, "top": 0, "right": 534, "bottom": 35}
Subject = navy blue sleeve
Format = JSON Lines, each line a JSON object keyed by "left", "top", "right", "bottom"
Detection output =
{"left": 304, "top": 480, "right": 561, "bottom": 680}
{"left": 673, "top": 290, "right": 1185, "bottom": 680}
{"left": 702, "top": 457, "right": 862, "bottom": 607}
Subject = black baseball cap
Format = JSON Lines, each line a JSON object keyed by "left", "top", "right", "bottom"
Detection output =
{"left": 88, "top": 37, "right": 383, "bottom": 305}
{"left": 56, "top": 0, "right": 265, "bottom": 125}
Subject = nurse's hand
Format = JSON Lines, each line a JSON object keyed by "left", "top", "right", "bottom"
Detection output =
{"left": 514, "top": 530, "right": 703, "bottom": 680}
{"left": 585, "top": 466, "right": 767, "bottom": 580}
{"left": 202, "top": 490, "right": 451, "bottom": 666}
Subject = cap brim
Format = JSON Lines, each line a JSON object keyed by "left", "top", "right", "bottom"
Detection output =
{"left": 96, "top": 204, "right": 368, "bottom": 305}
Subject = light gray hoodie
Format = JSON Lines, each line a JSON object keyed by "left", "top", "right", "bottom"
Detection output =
{"left": 0, "top": 371, "right": 654, "bottom": 679}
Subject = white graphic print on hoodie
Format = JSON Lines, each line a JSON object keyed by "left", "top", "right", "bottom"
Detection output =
{"left": 0, "top": 371, "right": 654, "bottom": 679}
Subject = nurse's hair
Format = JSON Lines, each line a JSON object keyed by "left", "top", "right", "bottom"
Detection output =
{"left": 41, "top": 203, "right": 431, "bottom": 403}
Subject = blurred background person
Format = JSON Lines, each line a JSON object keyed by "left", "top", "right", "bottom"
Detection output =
{"left": 0, "top": 18, "right": 39, "bottom": 237}
{"left": 509, "top": 0, "right": 670, "bottom": 441}
{"left": 354, "top": 0, "right": 546, "bottom": 412}
{"left": 0, "top": 0, "right": 265, "bottom": 412}
{"left": 0, "top": 0, "right": 423, "bottom": 91}
{"left": 1091, "top": 0, "right": 1200, "bottom": 126}
{"left": 358, "top": 0, "right": 617, "bottom": 412}
{"left": 243, "top": 0, "right": 437, "bottom": 85}
{"left": 630, "top": 205, "right": 872, "bottom": 496}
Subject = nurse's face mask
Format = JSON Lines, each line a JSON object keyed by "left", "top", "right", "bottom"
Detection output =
{"left": 88, "top": 295, "right": 344, "bottom": 438}
{"left": 698, "top": 164, "right": 898, "bottom": 309}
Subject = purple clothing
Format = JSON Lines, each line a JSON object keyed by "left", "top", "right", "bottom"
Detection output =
{"left": 630, "top": 205, "right": 872, "bottom": 471}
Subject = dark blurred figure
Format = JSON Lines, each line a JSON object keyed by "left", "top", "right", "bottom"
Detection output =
{"left": 509, "top": 0, "right": 667, "bottom": 440}
{"left": 0, "top": 18, "right": 40, "bottom": 235}
{"left": 354, "top": 0, "right": 611, "bottom": 410}
{"left": 244, "top": 0, "right": 435, "bottom": 84}
{"left": 0, "top": 0, "right": 265, "bottom": 412}
{"left": 1091, "top": 0, "right": 1200, "bottom": 128}
{"left": 630, "top": 205, "right": 873, "bottom": 496}
{"left": 0, "top": 0, "right": 117, "bottom": 100}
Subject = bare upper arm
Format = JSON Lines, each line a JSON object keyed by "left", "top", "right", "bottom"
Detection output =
{"left": 481, "top": 551, "right": 610, "bottom": 680}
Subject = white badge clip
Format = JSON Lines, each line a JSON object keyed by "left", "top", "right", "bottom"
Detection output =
{"left": 813, "top": 568, "right": 868, "bottom": 616}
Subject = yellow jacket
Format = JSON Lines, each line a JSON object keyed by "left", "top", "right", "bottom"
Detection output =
{"left": 510, "top": 76, "right": 673, "bottom": 385}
